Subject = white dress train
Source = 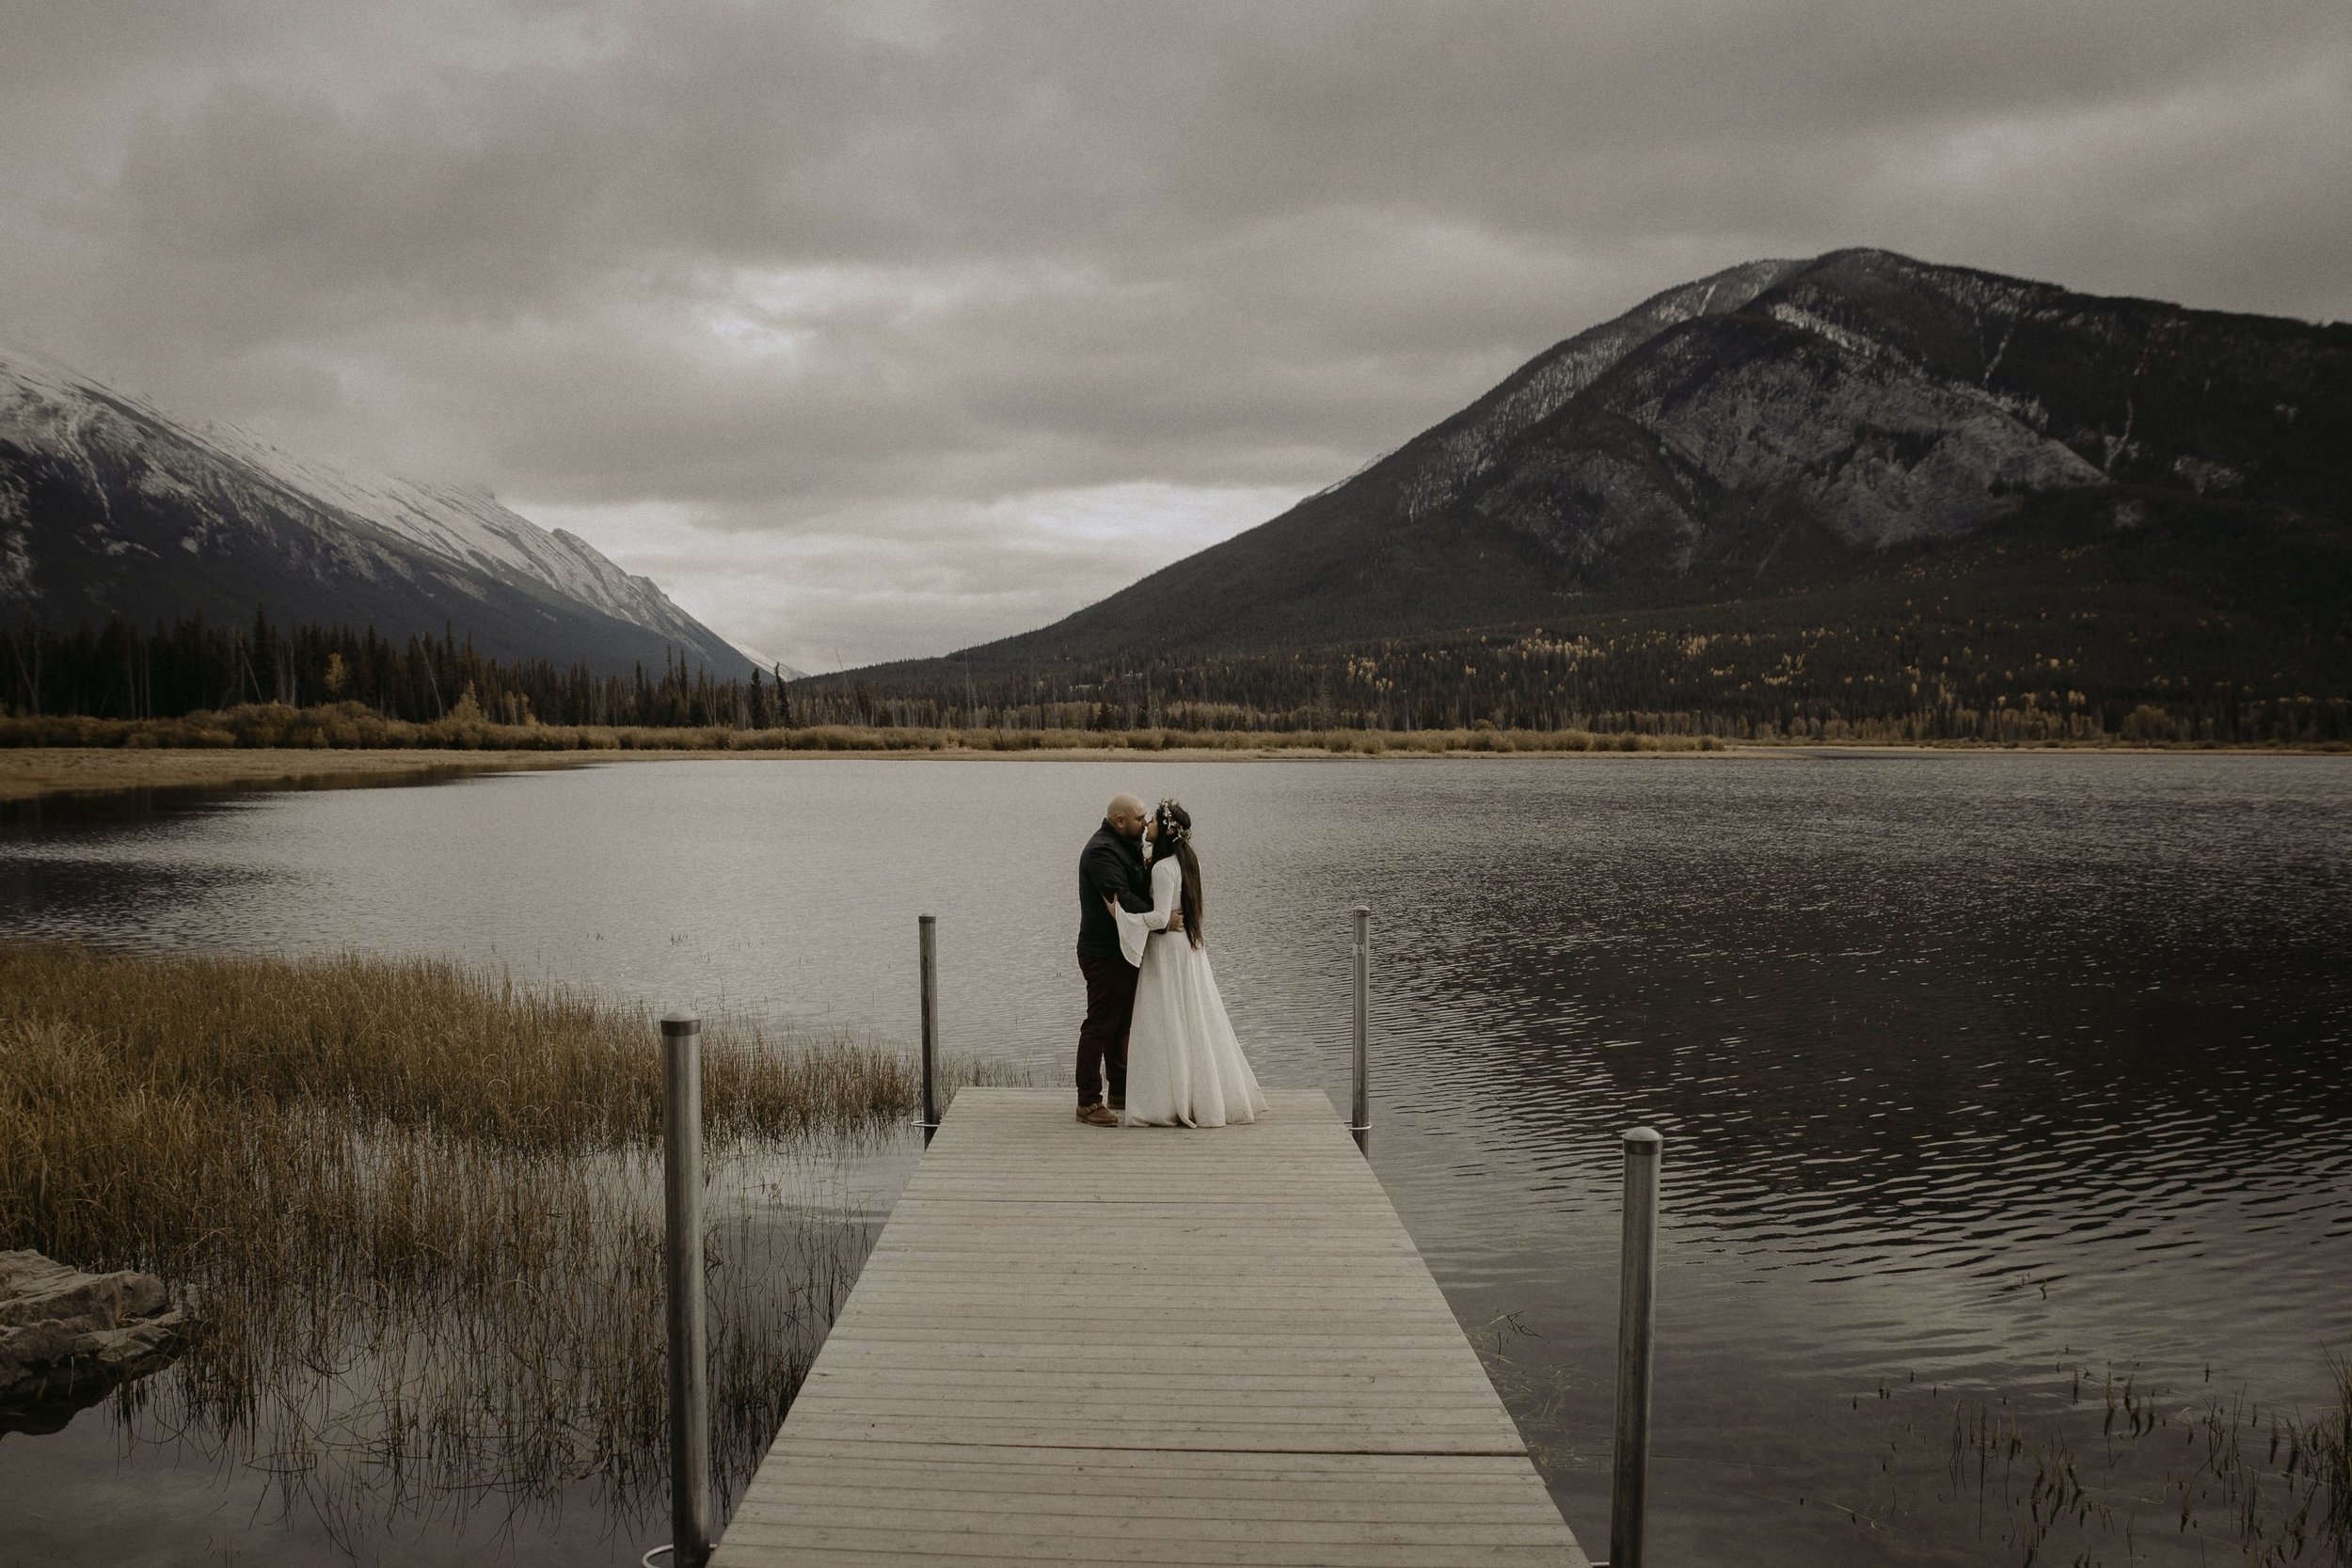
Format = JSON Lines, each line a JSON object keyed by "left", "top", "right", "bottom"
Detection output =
{"left": 1114, "top": 857, "right": 1269, "bottom": 1128}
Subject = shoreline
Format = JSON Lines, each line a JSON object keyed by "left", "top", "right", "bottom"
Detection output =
{"left": 0, "top": 748, "right": 592, "bottom": 803}
{"left": 2, "top": 738, "right": 2341, "bottom": 803}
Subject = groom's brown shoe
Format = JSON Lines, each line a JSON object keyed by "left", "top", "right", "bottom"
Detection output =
{"left": 1076, "top": 1103, "right": 1120, "bottom": 1127}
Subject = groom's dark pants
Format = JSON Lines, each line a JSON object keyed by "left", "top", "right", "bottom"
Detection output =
{"left": 1076, "top": 954, "right": 1137, "bottom": 1109}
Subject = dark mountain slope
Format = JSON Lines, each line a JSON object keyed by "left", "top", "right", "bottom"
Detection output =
{"left": 818, "top": 250, "right": 2348, "bottom": 737}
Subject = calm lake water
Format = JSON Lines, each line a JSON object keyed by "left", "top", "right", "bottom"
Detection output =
{"left": 4, "top": 752, "right": 2349, "bottom": 1565}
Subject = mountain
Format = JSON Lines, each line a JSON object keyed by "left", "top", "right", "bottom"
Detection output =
{"left": 818, "top": 249, "right": 2350, "bottom": 738}
{"left": 0, "top": 345, "right": 761, "bottom": 679}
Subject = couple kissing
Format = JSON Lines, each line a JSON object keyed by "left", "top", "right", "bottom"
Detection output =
{"left": 1073, "top": 794, "right": 1268, "bottom": 1130}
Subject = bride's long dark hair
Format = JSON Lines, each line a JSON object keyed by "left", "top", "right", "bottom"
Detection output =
{"left": 1152, "top": 799, "right": 1205, "bottom": 948}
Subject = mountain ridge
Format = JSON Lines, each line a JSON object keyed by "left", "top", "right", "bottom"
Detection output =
{"left": 0, "top": 344, "right": 768, "bottom": 679}
{"left": 835, "top": 247, "right": 2346, "bottom": 678}
{"left": 809, "top": 248, "right": 2348, "bottom": 740}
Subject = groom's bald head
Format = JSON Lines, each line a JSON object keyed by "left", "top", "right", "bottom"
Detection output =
{"left": 1106, "top": 794, "right": 1148, "bottom": 840}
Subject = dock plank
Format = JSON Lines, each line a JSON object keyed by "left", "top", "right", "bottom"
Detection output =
{"left": 709, "top": 1088, "right": 1588, "bottom": 1567}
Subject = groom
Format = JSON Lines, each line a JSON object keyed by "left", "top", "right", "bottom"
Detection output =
{"left": 1073, "top": 794, "right": 1172, "bottom": 1127}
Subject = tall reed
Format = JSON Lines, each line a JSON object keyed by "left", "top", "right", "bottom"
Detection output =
{"left": 1880, "top": 1357, "right": 2351, "bottom": 1566}
{"left": 0, "top": 942, "right": 997, "bottom": 1538}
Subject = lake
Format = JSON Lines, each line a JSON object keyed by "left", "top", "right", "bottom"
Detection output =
{"left": 4, "top": 751, "right": 2348, "bottom": 1565}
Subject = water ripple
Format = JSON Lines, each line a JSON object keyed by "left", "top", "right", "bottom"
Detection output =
{"left": 5, "top": 752, "right": 2349, "bottom": 1566}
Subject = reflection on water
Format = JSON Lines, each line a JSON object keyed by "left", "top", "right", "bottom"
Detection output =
{"left": 4, "top": 752, "right": 2348, "bottom": 1565}
{"left": 0, "top": 1130, "right": 911, "bottom": 1568}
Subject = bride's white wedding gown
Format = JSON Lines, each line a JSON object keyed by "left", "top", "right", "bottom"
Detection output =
{"left": 1114, "top": 857, "right": 1269, "bottom": 1128}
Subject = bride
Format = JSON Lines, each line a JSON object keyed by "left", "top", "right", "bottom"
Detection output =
{"left": 1109, "top": 799, "right": 1269, "bottom": 1128}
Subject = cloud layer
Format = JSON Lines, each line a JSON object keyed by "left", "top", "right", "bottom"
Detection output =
{"left": 6, "top": 1, "right": 2344, "bottom": 669}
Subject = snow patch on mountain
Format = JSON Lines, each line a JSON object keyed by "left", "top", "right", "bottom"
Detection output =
{"left": 0, "top": 342, "right": 761, "bottom": 672}
{"left": 1398, "top": 258, "right": 1805, "bottom": 519}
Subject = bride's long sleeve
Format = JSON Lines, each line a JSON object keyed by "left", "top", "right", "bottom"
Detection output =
{"left": 1112, "top": 859, "right": 1180, "bottom": 967}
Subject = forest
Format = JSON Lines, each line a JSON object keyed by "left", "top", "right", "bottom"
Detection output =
{"left": 4, "top": 605, "right": 2344, "bottom": 748}
{"left": 1, "top": 612, "right": 797, "bottom": 732}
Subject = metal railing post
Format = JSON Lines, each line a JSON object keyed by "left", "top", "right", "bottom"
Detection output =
{"left": 660, "top": 1011, "right": 712, "bottom": 1568}
{"left": 918, "top": 914, "right": 940, "bottom": 1147}
{"left": 1349, "top": 904, "right": 1371, "bottom": 1153}
{"left": 1609, "top": 1126, "right": 1663, "bottom": 1568}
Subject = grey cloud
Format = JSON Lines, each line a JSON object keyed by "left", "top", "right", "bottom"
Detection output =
{"left": 3, "top": 0, "right": 2344, "bottom": 665}
{"left": 544, "top": 481, "right": 1300, "bottom": 670}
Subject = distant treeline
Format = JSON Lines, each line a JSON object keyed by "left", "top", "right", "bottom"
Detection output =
{"left": 803, "top": 601, "right": 2352, "bottom": 748}
{"left": 5, "top": 608, "right": 2347, "bottom": 747}
{"left": 1, "top": 611, "right": 796, "bottom": 729}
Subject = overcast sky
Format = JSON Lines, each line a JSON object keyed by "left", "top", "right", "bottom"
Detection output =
{"left": 4, "top": 2, "right": 2344, "bottom": 671}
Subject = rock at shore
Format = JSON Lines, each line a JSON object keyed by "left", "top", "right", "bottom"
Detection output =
{"left": 0, "top": 1250, "right": 186, "bottom": 1411}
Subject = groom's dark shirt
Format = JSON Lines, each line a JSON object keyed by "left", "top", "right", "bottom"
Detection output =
{"left": 1076, "top": 820, "right": 1154, "bottom": 960}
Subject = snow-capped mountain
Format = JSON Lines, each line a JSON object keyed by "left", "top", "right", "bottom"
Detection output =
{"left": 0, "top": 344, "right": 763, "bottom": 679}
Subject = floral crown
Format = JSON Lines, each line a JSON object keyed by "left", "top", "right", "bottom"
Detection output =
{"left": 1154, "top": 797, "right": 1191, "bottom": 847}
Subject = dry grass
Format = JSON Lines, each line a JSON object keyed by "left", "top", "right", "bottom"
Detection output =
{"left": 0, "top": 701, "right": 1729, "bottom": 762}
{"left": 8, "top": 704, "right": 2331, "bottom": 781}
{"left": 0, "top": 944, "right": 916, "bottom": 1173}
{"left": 0, "top": 942, "right": 1007, "bottom": 1538}
{"left": 0, "top": 718, "right": 1735, "bottom": 802}
{"left": 0, "top": 745, "right": 585, "bottom": 802}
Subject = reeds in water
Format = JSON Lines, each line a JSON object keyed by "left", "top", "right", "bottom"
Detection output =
{"left": 1827, "top": 1357, "right": 2352, "bottom": 1566}
{"left": 0, "top": 942, "right": 1000, "bottom": 1540}
{"left": 1938, "top": 1359, "right": 2352, "bottom": 1566}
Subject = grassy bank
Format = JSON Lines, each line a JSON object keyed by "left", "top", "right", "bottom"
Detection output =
{"left": 8, "top": 703, "right": 2336, "bottom": 803}
{"left": 0, "top": 943, "right": 1002, "bottom": 1528}
{"left": 12, "top": 700, "right": 2341, "bottom": 765}
{"left": 0, "top": 699, "right": 1728, "bottom": 756}
{"left": 0, "top": 744, "right": 592, "bottom": 802}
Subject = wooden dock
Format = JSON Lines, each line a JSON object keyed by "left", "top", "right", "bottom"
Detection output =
{"left": 710, "top": 1087, "right": 1591, "bottom": 1567}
